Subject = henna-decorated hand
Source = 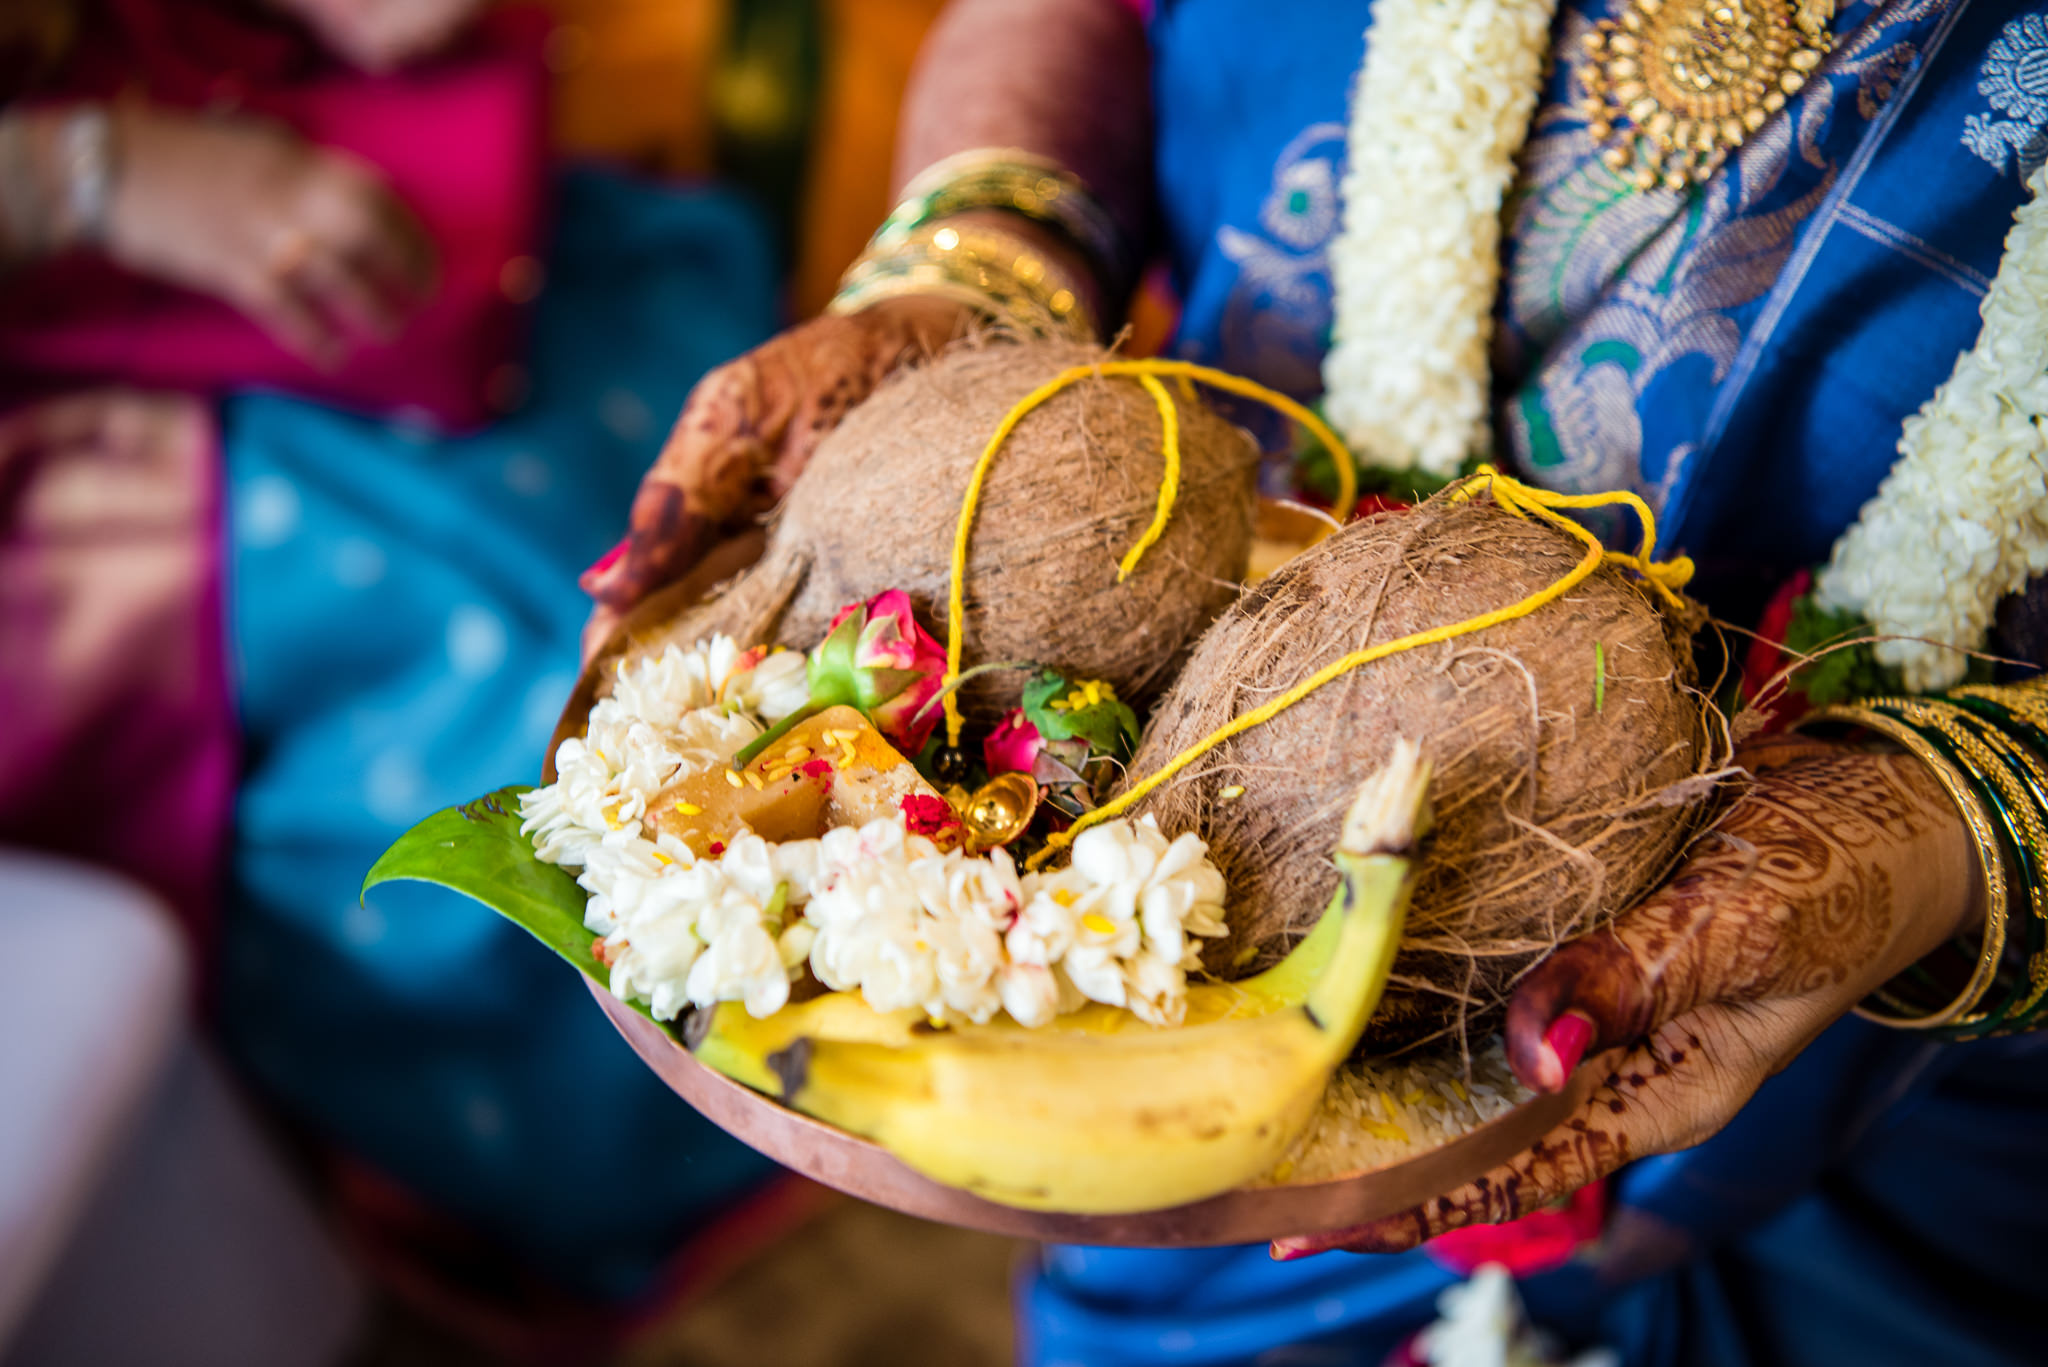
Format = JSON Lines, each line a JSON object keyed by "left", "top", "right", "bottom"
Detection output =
{"left": 1272, "top": 735, "right": 1984, "bottom": 1259}
{"left": 578, "top": 294, "right": 976, "bottom": 652}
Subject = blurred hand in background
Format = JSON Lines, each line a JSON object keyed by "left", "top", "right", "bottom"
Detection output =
{"left": 264, "top": 0, "right": 490, "bottom": 73}
{"left": 103, "top": 107, "right": 438, "bottom": 367}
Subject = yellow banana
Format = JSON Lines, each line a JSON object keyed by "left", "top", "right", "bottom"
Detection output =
{"left": 688, "top": 742, "right": 1430, "bottom": 1213}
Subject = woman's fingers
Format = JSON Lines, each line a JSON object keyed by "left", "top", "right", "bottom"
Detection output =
{"left": 305, "top": 152, "right": 440, "bottom": 311}
{"left": 241, "top": 250, "right": 346, "bottom": 368}
{"left": 1266, "top": 747, "right": 1982, "bottom": 1263}
{"left": 101, "top": 107, "right": 437, "bottom": 362}
{"left": 1503, "top": 746, "right": 1972, "bottom": 1095}
{"left": 585, "top": 298, "right": 975, "bottom": 612}
{"left": 1277, "top": 998, "right": 1817, "bottom": 1258}
{"left": 0, "top": 392, "right": 116, "bottom": 464}
{"left": 582, "top": 356, "right": 779, "bottom": 608}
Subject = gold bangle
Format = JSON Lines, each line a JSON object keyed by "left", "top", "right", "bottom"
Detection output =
{"left": 873, "top": 148, "right": 1132, "bottom": 302}
{"left": 1941, "top": 706, "right": 2048, "bottom": 1024}
{"left": 830, "top": 221, "right": 1097, "bottom": 341}
{"left": 1792, "top": 702, "right": 2010, "bottom": 1030}
{"left": 1870, "top": 697, "right": 2038, "bottom": 1031}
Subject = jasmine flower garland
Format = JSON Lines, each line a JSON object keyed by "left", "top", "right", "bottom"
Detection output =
{"left": 1321, "top": 0, "right": 1560, "bottom": 478}
{"left": 1817, "top": 163, "right": 2048, "bottom": 691}
{"left": 520, "top": 638, "right": 1230, "bottom": 1026}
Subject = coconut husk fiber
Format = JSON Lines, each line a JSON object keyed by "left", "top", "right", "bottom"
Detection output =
{"left": 1128, "top": 494, "right": 1728, "bottom": 1052}
{"left": 615, "top": 337, "right": 1260, "bottom": 718}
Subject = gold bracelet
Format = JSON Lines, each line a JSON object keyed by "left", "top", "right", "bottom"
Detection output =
{"left": 1792, "top": 702, "right": 2010, "bottom": 1030}
{"left": 1941, "top": 706, "right": 2048, "bottom": 1024}
{"left": 830, "top": 220, "right": 1097, "bottom": 341}
{"left": 1870, "top": 697, "right": 2040, "bottom": 1031}
{"left": 871, "top": 148, "right": 1132, "bottom": 302}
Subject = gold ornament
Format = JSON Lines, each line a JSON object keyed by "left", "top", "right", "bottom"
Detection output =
{"left": 1580, "top": 0, "right": 1836, "bottom": 192}
{"left": 956, "top": 772, "right": 1040, "bottom": 851}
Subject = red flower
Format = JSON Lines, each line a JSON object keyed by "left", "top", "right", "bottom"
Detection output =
{"left": 900, "top": 793, "right": 962, "bottom": 842}
{"left": 736, "top": 589, "right": 950, "bottom": 770}
{"left": 983, "top": 709, "right": 1044, "bottom": 776}
{"left": 823, "top": 590, "right": 948, "bottom": 754}
{"left": 1741, "top": 567, "right": 1814, "bottom": 729}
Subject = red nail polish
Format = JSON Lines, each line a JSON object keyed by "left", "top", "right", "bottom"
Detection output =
{"left": 1544, "top": 1012, "right": 1595, "bottom": 1084}
{"left": 584, "top": 535, "right": 629, "bottom": 580}
{"left": 1269, "top": 1240, "right": 1320, "bottom": 1262}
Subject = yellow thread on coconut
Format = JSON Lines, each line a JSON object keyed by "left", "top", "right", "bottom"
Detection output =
{"left": 1118, "top": 374, "right": 1182, "bottom": 584}
{"left": 1023, "top": 465, "right": 1693, "bottom": 870}
{"left": 942, "top": 359, "right": 1360, "bottom": 747}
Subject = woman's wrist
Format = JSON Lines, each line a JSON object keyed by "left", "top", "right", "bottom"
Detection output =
{"left": 830, "top": 209, "right": 1104, "bottom": 342}
{"left": 1793, "top": 684, "right": 2048, "bottom": 1037}
{"left": 834, "top": 146, "right": 1133, "bottom": 340}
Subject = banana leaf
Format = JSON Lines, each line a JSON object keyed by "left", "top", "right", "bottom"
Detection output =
{"left": 360, "top": 786, "right": 653, "bottom": 1021}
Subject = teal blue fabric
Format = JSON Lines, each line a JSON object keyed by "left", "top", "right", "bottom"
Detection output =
{"left": 220, "top": 166, "right": 783, "bottom": 1299}
{"left": 1016, "top": 2, "right": 2048, "bottom": 1363}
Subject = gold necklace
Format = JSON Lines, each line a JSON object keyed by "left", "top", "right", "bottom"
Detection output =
{"left": 1580, "top": 0, "right": 1837, "bottom": 191}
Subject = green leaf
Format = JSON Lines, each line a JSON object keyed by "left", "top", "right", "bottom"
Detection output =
{"left": 1020, "top": 669, "right": 1139, "bottom": 757}
{"left": 1020, "top": 668, "right": 1069, "bottom": 736}
{"left": 1781, "top": 597, "right": 1902, "bottom": 706}
{"left": 360, "top": 786, "right": 651, "bottom": 1020}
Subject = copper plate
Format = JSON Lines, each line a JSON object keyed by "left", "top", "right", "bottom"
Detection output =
{"left": 591, "top": 983, "right": 1598, "bottom": 1246}
{"left": 564, "top": 508, "right": 1593, "bottom": 1244}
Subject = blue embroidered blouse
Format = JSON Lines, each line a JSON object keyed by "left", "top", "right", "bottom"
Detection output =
{"left": 1018, "top": 4, "right": 2048, "bottom": 1364}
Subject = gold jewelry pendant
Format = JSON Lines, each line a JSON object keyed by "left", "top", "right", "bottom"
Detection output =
{"left": 1581, "top": 0, "right": 1836, "bottom": 191}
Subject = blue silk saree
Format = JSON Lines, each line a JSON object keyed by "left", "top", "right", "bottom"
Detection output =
{"left": 1019, "top": 3, "right": 2048, "bottom": 1363}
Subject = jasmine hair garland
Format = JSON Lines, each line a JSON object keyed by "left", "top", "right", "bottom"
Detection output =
{"left": 1816, "top": 163, "right": 2048, "bottom": 692}
{"left": 1321, "top": 0, "right": 1560, "bottom": 478}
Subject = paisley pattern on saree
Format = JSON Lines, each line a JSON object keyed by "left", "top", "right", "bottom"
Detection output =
{"left": 1211, "top": 121, "right": 1347, "bottom": 401}
{"left": 1962, "top": 14, "right": 2048, "bottom": 178}
{"left": 1499, "top": 1, "right": 1955, "bottom": 511}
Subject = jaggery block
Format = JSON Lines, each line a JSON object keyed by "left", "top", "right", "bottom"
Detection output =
{"left": 648, "top": 706, "right": 958, "bottom": 855}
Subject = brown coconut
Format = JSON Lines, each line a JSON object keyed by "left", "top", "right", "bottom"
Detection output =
{"left": 615, "top": 338, "right": 1260, "bottom": 718}
{"left": 1128, "top": 494, "right": 1726, "bottom": 1051}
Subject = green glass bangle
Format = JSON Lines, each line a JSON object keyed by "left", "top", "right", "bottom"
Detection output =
{"left": 829, "top": 222, "right": 1097, "bottom": 341}
{"left": 1894, "top": 695, "right": 2048, "bottom": 1031}
{"left": 1943, "top": 705, "right": 2048, "bottom": 1029}
{"left": 1950, "top": 688, "right": 2048, "bottom": 767}
{"left": 1865, "top": 698, "right": 2039, "bottom": 1037}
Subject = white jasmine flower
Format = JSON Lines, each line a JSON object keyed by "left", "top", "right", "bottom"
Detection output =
{"left": 519, "top": 644, "right": 759, "bottom": 868}
{"left": 715, "top": 832, "right": 782, "bottom": 909}
{"left": 777, "top": 920, "right": 817, "bottom": 969}
{"left": 771, "top": 838, "right": 824, "bottom": 902}
{"left": 731, "top": 648, "right": 810, "bottom": 722}
{"left": 1018, "top": 817, "right": 1228, "bottom": 1016}
{"left": 996, "top": 961, "right": 1063, "bottom": 1028}
{"left": 1062, "top": 942, "right": 1130, "bottom": 1010}
{"left": 927, "top": 914, "right": 1007, "bottom": 1023}
{"left": 685, "top": 919, "right": 789, "bottom": 1018}
{"left": 1124, "top": 952, "right": 1190, "bottom": 1029}
{"left": 1006, "top": 884, "right": 1079, "bottom": 967}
